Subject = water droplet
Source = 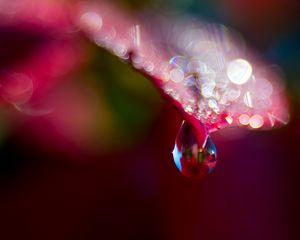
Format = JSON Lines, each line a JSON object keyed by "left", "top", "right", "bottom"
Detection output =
{"left": 227, "top": 58, "right": 252, "bottom": 85}
{"left": 170, "top": 68, "right": 185, "bottom": 83}
{"left": 172, "top": 121, "right": 217, "bottom": 178}
{"left": 169, "top": 56, "right": 188, "bottom": 70}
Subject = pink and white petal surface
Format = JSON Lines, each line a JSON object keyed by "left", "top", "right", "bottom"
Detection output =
{"left": 76, "top": 1, "right": 289, "bottom": 133}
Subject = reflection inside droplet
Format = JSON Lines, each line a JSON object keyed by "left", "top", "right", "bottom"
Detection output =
{"left": 172, "top": 121, "right": 217, "bottom": 178}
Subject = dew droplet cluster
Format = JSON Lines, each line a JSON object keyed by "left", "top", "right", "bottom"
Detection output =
{"left": 79, "top": 8, "right": 289, "bottom": 132}
{"left": 159, "top": 23, "right": 289, "bottom": 130}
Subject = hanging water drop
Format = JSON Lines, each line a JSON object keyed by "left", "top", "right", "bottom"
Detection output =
{"left": 172, "top": 121, "right": 217, "bottom": 178}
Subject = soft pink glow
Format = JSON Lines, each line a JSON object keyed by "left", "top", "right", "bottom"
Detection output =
{"left": 0, "top": 72, "right": 33, "bottom": 105}
{"left": 76, "top": 1, "right": 289, "bottom": 134}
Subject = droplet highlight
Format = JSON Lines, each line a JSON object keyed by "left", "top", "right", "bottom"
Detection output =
{"left": 173, "top": 121, "right": 217, "bottom": 178}
{"left": 227, "top": 58, "right": 252, "bottom": 85}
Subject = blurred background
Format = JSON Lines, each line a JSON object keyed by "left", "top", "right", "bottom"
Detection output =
{"left": 0, "top": 0, "right": 300, "bottom": 239}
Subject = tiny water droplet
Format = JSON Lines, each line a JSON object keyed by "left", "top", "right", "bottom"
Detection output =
{"left": 172, "top": 121, "right": 217, "bottom": 178}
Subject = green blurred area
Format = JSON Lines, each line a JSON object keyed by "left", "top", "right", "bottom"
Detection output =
{"left": 78, "top": 40, "right": 163, "bottom": 150}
